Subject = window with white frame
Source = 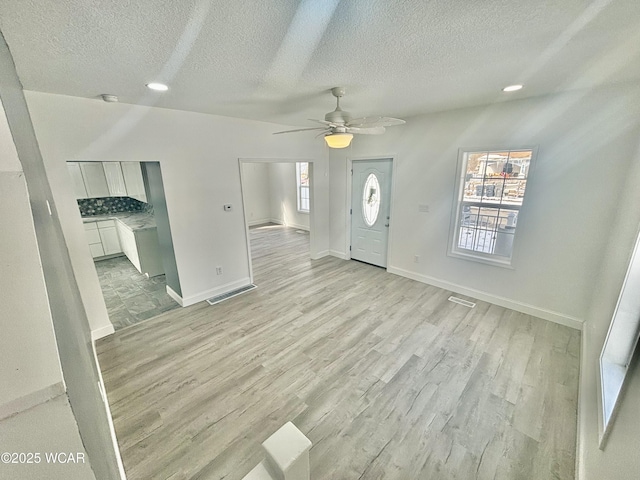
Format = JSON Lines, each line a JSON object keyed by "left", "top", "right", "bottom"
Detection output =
{"left": 296, "top": 162, "right": 309, "bottom": 213}
{"left": 449, "top": 148, "right": 534, "bottom": 266}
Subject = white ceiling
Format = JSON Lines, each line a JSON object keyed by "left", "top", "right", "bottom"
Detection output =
{"left": 0, "top": 0, "right": 639, "bottom": 126}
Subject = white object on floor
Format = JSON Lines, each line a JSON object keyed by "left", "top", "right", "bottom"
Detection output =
{"left": 243, "top": 421, "right": 312, "bottom": 480}
{"left": 243, "top": 461, "right": 274, "bottom": 480}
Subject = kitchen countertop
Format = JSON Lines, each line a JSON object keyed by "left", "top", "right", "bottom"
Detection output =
{"left": 81, "top": 212, "right": 156, "bottom": 231}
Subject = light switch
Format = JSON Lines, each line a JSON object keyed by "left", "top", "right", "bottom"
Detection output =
{"left": 223, "top": 204, "right": 232, "bottom": 211}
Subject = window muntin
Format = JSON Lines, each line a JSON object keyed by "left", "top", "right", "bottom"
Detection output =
{"left": 451, "top": 149, "right": 533, "bottom": 265}
{"left": 296, "top": 162, "right": 309, "bottom": 213}
{"left": 362, "top": 173, "right": 381, "bottom": 226}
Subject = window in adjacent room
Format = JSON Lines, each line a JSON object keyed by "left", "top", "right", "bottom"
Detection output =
{"left": 449, "top": 148, "right": 534, "bottom": 266}
{"left": 296, "top": 162, "right": 310, "bottom": 213}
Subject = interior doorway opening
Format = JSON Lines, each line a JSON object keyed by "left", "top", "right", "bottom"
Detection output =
{"left": 67, "top": 160, "right": 181, "bottom": 330}
{"left": 239, "top": 159, "right": 315, "bottom": 285}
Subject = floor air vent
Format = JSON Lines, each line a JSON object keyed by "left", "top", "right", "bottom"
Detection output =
{"left": 448, "top": 296, "right": 476, "bottom": 308}
{"left": 206, "top": 284, "right": 257, "bottom": 306}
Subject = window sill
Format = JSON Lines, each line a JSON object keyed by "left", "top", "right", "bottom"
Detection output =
{"left": 447, "top": 249, "right": 515, "bottom": 269}
{"left": 297, "top": 210, "right": 310, "bottom": 214}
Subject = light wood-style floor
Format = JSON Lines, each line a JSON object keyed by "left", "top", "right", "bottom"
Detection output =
{"left": 97, "top": 224, "right": 580, "bottom": 480}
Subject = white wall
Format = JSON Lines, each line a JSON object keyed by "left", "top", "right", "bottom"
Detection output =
{"left": 2, "top": 37, "right": 123, "bottom": 475}
{"left": 329, "top": 84, "right": 640, "bottom": 327}
{"left": 25, "top": 91, "right": 328, "bottom": 309}
{"left": 269, "top": 162, "right": 310, "bottom": 230}
{"left": 0, "top": 101, "right": 64, "bottom": 418}
{"left": 241, "top": 162, "right": 311, "bottom": 230}
{"left": 577, "top": 126, "right": 640, "bottom": 479}
{"left": 242, "top": 162, "right": 273, "bottom": 225}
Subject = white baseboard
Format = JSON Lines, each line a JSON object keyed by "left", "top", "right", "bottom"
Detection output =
{"left": 329, "top": 249, "right": 348, "bottom": 260}
{"left": 0, "top": 382, "right": 66, "bottom": 421}
{"left": 575, "top": 329, "right": 588, "bottom": 480}
{"left": 311, "top": 250, "right": 330, "bottom": 260}
{"left": 166, "top": 285, "right": 184, "bottom": 307}
{"left": 170, "top": 277, "right": 253, "bottom": 307}
{"left": 91, "top": 340, "right": 128, "bottom": 479}
{"left": 387, "top": 266, "right": 584, "bottom": 330}
{"left": 91, "top": 323, "right": 115, "bottom": 342}
{"left": 287, "top": 222, "right": 310, "bottom": 231}
{"left": 247, "top": 218, "right": 273, "bottom": 227}
{"left": 249, "top": 219, "right": 309, "bottom": 231}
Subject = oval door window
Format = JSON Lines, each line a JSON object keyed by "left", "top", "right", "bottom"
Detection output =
{"left": 362, "top": 173, "right": 381, "bottom": 227}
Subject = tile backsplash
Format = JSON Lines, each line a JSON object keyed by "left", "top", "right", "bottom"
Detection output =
{"left": 78, "top": 197, "right": 152, "bottom": 216}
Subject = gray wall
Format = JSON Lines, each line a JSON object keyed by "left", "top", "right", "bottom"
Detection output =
{"left": 143, "top": 161, "right": 182, "bottom": 296}
{"left": 577, "top": 121, "right": 640, "bottom": 478}
{"left": 241, "top": 161, "right": 311, "bottom": 230}
{"left": 0, "top": 118, "right": 64, "bottom": 417}
{"left": 329, "top": 84, "right": 640, "bottom": 329}
{"left": 24, "top": 90, "right": 328, "bottom": 307}
{"left": 0, "top": 32, "right": 121, "bottom": 479}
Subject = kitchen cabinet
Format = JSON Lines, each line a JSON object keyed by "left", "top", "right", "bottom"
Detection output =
{"left": 121, "top": 162, "right": 147, "bottom": 202}
{"left": 79, "top": 162, "right": 109, "bottom": 198}
{"left": 97, "top": 220, "right": 121, "bottom": 255}
{"left": 84, "top": 222, "right": 104, "bottom": 258}
{"left": 67, "top": 162, "right": 88, "bottom": 199}
{"left": 115, "top": 220, "right": 163, "bottom": 277}
{"left": 116, "top": 221, "right": 140, "bottom": 269}
{"left": 84, "top": 220, "right": 122, "bottom": 258}
{"left": 102, "top": 162, "right": 128, "bottom": 196}
{"left": 68, "top": 161, "right": 148, "bottom": 202}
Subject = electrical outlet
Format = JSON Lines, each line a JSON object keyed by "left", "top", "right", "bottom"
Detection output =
{"left": 216, "top": 266, "right": 223, "bottom": 275}
{"left": 414, "top": 255, "right": 420, "bottom": 263}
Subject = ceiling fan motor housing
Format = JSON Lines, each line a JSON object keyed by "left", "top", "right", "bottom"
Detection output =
{"left": 325, "top": 86, "right": 350, "bottom": 124}
{"left": 325, "top": 109, "right": 351, "bottom": 124}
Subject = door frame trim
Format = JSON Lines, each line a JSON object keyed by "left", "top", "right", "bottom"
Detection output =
{"left": 238, "top": 157, "right": 317, "bottom": 285}
{"left": 345, "top": 155, "right": 398, "bottom": 269}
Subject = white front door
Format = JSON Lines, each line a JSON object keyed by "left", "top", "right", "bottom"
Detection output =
{"left": 350, "top": 159, "right": 393, "bottom": 268}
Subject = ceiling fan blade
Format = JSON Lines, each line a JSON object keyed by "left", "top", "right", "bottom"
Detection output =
{"left": 347, "top": 116, "right": 406, "bottom": 128}
{"left": 308, "top": 119, "right": 334, "bottom": 126}
{"left": 346, "top": 126, "right": 386, "bottom": 135}
{"left": 273, "top": 127, "right": 327, "bottom": 135}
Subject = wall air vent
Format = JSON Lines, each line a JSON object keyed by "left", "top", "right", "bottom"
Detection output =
{"left": 206, "top": 284, "right": 257, "bottom": 306}
{"left": 448, "top": 296, "right": 476, "bottom": 308}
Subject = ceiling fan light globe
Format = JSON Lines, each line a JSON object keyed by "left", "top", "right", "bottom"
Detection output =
{"left": 325, "top": 133, "right": 353, "bottom": 149}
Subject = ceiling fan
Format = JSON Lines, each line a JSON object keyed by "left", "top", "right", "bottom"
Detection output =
{"left": 273, "top": 87, "right": 406, "bottom": 148}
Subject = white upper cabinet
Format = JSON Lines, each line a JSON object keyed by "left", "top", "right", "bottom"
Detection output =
{"left": 79, "top": 162, "right": 109, "bottom": 198}
{"left": 68, "top": 161, "right": 147, "bottom": 201}
{"left": 102, "top": 162, "right": 128, "bottom": 196}
{"left": 67, "top": 162, "right": 88, "bottom": 199}
{"left": 121, "top": 162, "right": 147, "bottom": 203}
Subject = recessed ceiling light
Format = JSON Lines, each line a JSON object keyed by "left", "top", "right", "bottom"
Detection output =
{"left": 502, "top": 84, "right": 523, "bottom": 92}
{"left": 146, "top": 82, "right": 169, "bottom": 92}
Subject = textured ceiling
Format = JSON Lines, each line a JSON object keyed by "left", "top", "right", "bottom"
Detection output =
{"left": 0, "top": 0, "right": 639, "bottom": 126}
